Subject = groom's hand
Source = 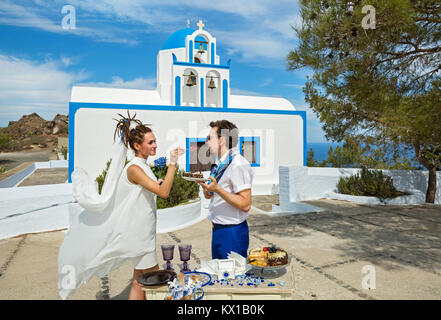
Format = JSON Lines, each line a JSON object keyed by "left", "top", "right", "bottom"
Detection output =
{"left": 202, "top": 188, "right": 213, "bottom": 199}
{"left": 198, "top": 177, "right": 219, "bottom": 194}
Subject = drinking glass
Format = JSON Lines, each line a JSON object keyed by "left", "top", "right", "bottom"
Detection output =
{"left": 161, "top": 244, "right": 175, "bottom": 271}
{"left": 178, "top": 244, "right": 192, "bottom": 273}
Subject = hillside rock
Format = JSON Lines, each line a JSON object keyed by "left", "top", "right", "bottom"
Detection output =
{"left": 0, "top": 113, "right": 68, "bottom": 152}
{"left": 46, "top": 114, "right": 68, "bottom": 135}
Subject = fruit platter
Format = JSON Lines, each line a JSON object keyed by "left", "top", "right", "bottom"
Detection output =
{"left": 246, "top": 246, "right": 290, "bottom": 275}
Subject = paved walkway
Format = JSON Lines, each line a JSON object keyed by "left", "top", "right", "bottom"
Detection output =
{"left": 0, "top": 148, "right": 57, "bottom": 175}
{"left": 0, "top": 198, "right": 440, "bottom": 300}
{"left": 18, "top": 168, "right": 68, "bottom": 186}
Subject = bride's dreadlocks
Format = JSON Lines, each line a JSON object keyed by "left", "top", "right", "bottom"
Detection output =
{"left": 113, "top": 110, "right": 152, "bottom": 152}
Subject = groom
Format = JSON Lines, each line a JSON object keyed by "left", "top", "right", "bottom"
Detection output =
{"left": 197, "top": 120, "right": 253, "bottom": 259}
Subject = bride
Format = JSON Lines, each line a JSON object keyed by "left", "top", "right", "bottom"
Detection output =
{"left": 58, "top": 112, "right": 184, "bottom": 300}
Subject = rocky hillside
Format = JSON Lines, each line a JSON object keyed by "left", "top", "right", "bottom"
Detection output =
{"left": 0, "top": 113, "right": 68, "bottom": 152}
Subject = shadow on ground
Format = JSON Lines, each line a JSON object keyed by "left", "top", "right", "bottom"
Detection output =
{"left": 108, "top": 283, "right": 131, "bottom": 300}
{"left": 248, "top": 198, "right": 441, "bottom": 275}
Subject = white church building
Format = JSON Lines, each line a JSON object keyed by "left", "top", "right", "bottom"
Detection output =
{"left": 69, "top": 21, "right": 307, "bottom": 195}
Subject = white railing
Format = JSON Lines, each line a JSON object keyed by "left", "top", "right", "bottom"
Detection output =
{"left": 277, "top": 166, "right": 441, "bottom": 209}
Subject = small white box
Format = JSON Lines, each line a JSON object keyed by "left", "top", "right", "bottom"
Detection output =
{"left": 217, "top": 259, "right": 236, "bottom": 279}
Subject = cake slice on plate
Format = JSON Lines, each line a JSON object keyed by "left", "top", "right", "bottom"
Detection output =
{"left": 182, "top": 171, "right": 204, "bottom": 178}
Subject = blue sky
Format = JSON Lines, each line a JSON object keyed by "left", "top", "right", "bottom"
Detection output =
{"left": 0, "top": 0, "right": 328, "bottom": 142}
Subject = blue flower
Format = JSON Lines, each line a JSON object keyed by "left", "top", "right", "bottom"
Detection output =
{"left": 154, "top": 157, "right": 167, "bottom": 169}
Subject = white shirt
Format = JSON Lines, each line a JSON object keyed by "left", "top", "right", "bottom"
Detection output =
{"left": 208, "top": 147, "right": 253, "bottom": 225}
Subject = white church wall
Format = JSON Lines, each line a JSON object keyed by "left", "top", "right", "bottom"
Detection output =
{"left": 157, "top": 48, "right": 186, "bottom": 103}
{"left": 72, "top": 107, "right": 304, "bottom": 195}
{"left": 205, "top": 70, "right": 221, "bottom": 107}
{"left": 186, "top": 29, "right": 216, "bottom": 65}
{"left": 172, "top": 64, "right": 230, "bottom": 107}
{"left": 70, "top": 25, "right": 305, "bottom": 197}
{"left": 181, "top": 68, "right": 199, "bottom": 106}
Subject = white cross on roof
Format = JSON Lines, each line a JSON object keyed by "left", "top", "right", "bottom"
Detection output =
{"left": 197, "top": 20, "right": 205, "bottom": 30}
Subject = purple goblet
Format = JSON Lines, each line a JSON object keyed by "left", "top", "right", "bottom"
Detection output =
{"left": 161, "top": 244, "right": 175, "bottom": 271}
{"left": 178, "top": 244, "right": 192, "bottom": 273}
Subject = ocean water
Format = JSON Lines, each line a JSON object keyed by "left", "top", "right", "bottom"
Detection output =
{"left": 307, "top": 142, "right": 343, "bottom": 162}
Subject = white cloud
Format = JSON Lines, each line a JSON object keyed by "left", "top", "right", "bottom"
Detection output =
{"left": 60, "top": 56, "right": 73, "bottom": 67}
{"left": 214, "top": 29, "right": 291, "bottom": 61}
{"left": 0, "top": 54, "right": 87, "bottom": 126}
{"left": 77, "top": 76, "right": 157, "bottom": 90}
{"left": 0, "top": 54, "right": 158, "bottom": 127}
{"left": 259, "top": 78, "right": 273, "bottom": 87}
{"left": 230, "top": 88, "right": 266, "bottom": 97}
{"left": 0, "top": 1, "right": 61, "bottom": 32}
{"left": 0, "top": 0, "right": 141, "bottom": 45}
{"left": 282, "top": 83, "right": 304, "bottom": 89}
{"left": 261, "top": 13, "right": 302, "bottom": 39}
{"left": 0, "top": 0, "right": 302, "bottom": 61}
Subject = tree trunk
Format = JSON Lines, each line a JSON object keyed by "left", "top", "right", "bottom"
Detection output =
{"left": 414, "top": 143, "right": 437, "bottom": 203}
{"left": 426, "top": 166, "right": 437, "bottom": 203}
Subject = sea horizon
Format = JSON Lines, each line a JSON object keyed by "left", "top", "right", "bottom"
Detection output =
{"left": 307, "top": 142, "right": 343, "bottom": 163}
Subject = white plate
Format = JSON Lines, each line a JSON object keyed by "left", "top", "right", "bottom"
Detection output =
{"left": 182, "top": 176, "right": 210, "bottom": 182}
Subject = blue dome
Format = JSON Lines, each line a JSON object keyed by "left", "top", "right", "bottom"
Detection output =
{"left": 161, "top": 28, "right": 195, "bottom": 50}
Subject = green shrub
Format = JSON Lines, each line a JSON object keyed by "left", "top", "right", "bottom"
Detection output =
{"left": 28, "top": 136, "right": 46, "bottom": 145}
{"left": 337, "top": 167, "right": 407, "bottom": 202}
{"left": 0, "top": 133, "right": 24, "bottom": 152}
{"left": 0, "top": 166, "right": 5, "bottom": 174}
{"left": 61, "top": 146, "right": 68, "bottom": 159}
{"left": 95, "top": 159, "right": 112, "bottom": 195}
{"left": 150, "top": 157, "right": 200, "bottom": 209}
{"left": 95, "top": 157, "right": 199, "bottom": 209}
{"left": 0, "top": 133, "right": 14, "bottom": 151}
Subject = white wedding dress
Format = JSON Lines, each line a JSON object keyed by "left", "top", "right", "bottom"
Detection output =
{"left": 57, "top": 141, "right": 158, "bottom": 300}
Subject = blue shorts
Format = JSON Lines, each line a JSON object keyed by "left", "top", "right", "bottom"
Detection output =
{"left": 211, "top": 220, "right": 249, "bottom": 259}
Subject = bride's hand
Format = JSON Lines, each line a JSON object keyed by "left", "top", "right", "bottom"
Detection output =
{"left": 170, "top": 147, "right": 185, "bottom": 165}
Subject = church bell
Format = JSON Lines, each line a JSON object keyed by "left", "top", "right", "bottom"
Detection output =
{"left": 186, "top": 71, "right": 197, "bottom": 86}
{"left": 198, "top": 43, "right": 205, "bottom": 54}
{"left": 208, "top": 77, "right": 216, "bottom": 90}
